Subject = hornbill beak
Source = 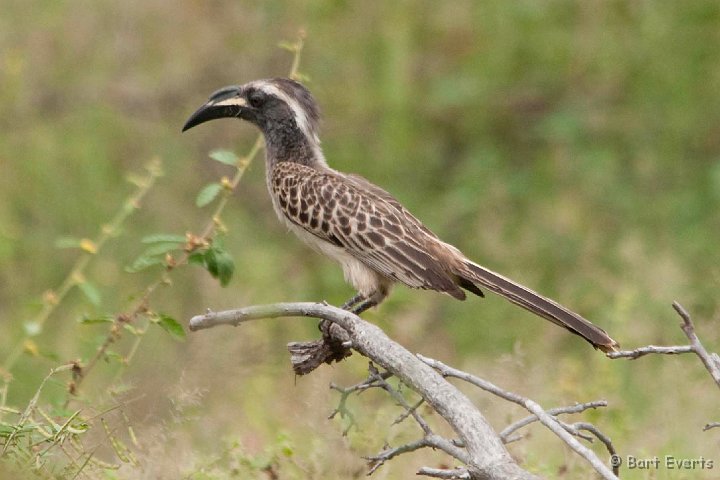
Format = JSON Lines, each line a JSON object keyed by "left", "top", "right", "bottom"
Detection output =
{"left": 182, "top": 85, "right": 246, "bottom": 132}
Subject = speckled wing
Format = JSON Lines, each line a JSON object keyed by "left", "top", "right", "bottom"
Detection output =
{"left": 269, "top": 163, "right": 619, "bottom": 352}
{"left": 269, "top": 162, "right": 466, "bottom": 299}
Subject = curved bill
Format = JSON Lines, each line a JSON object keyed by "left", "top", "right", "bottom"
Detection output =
{"left": 182, "top": 87, "right": 246, "bottom": 132}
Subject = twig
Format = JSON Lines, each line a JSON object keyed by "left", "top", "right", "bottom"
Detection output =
{"left": 524, "top": 400, "right": 616, "bottom": 479}
{"left": 367, "top": 364, "right": 432, "bottom": 435}
{"left": 71, "top": 34, "right": 309, "bottom": 398}
{"left": 499, "top": 401, "right": 607, "bottom": 442}
{"left": 190, "top": 302, "right": 541, "bottom": 480}
{"left": 366, "top": 435, "right": 471, "bottom": 475}
{"left": 418, "top": 355, "right": 617, "bottom": 480}
{"left": 673, "top": 301, "right": 720, "bottom": 388}
{"left": 328, "top": 377, "right": 383, "bottom": 436}
{"left": 606, "top": 345, "right": 694, "bottom": 359}
{"left": 334, "top": 363, "right": 459, "bottom": 475}
{"left": 394, "top": 398, "right": 425, "bottom": 428}
{"left": 608, "top": 301, "right": 720, "bottom": 390}
{"left": 703, "top": 422, "right": 720, "bottom": 432}
{"left": 417, "top": 467, "right": 471, "bottom": 479}
{"left": 1, "top": 159, "right": 163, "bottom": 374}
{"left": 572, "top": 422, "right": 618, "bottom": 471}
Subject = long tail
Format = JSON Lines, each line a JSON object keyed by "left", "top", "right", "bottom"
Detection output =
{"left": 456, "top": 260, "right": 619, "bottom": 353}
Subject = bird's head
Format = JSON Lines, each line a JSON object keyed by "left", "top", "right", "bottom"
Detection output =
{"left": 182, "top": 78, "right": 321, "bottom": 144}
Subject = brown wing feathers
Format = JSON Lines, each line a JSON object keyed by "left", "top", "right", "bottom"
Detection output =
{"left": 271, "top": 163, "right": 465, "bottom": 297}
{"left": 271, "top": 162, "right": 618, "bottom": 353}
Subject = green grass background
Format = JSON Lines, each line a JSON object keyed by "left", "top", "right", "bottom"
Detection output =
{"left": 1, "top": 1, "right": 719, "bottom": 478}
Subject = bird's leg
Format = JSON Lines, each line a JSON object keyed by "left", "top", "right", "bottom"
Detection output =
{"left": 319, "top": 293, "right": 365, "bottom": 333}
{"left": 319, "top": 294, "right": 372, "bottom": 333}
{"left": 349, "top": 288, "right": 389, "bottom": 315}
{"left": 350, "top": 298, "right": 377, "bottom": 315}
{"left": 315, "top": 287, "right": 388, "bottom": 368}
{"left": 340, "top": 292, "right": 366, "bottom": 310}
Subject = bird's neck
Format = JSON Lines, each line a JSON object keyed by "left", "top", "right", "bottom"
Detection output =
{"left": 262, "top": 122, "right": 326, "bottom": 169}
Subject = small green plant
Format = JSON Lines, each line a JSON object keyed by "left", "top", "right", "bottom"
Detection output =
{"left": 0, "top": 33, "right": 307, "bottom": 479}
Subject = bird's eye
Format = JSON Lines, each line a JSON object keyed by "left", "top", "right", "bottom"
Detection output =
{"left": 248, "top": 92, "right": 265, "bottom": 108}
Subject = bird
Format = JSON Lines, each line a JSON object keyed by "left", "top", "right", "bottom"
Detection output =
{"left": 182, "top": 77, "right": 618, "bottom": 353}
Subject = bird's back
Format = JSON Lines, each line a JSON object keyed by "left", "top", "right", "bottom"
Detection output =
{"left": 268, "top": 161, "right": 468, "bottom": 299}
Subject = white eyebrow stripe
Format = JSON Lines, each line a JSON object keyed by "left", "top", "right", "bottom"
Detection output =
{"left": 212, "top": 97, "right": 247, "bottom": 107}
{"left": 255, "top": 82, "right": 319, "bottom": 144}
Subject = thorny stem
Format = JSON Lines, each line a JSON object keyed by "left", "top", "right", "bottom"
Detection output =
{"left": 70, "top": 33, "right": 306, "bottom": 398}
{"left": 1, "top": 159, "right": 163, "bottom": 376}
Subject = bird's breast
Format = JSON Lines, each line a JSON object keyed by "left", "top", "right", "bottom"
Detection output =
{"left": 265, "top": 168, "right": 387, "bottom": 297}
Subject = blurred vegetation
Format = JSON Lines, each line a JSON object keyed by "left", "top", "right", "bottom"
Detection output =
{"left": 1, "top": 1, "right": 719, "bottom": 478}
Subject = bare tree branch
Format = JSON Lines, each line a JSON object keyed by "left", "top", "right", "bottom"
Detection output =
{"left": 365, "top": 363, "right": 432, "bottom": 435}
{"left": 672, "top": 302, "right": 720, "bottom": 387}
{"left": 190, "top": 302, "right": 541, "bottom": 480}
{"left": 394, "top": 398, "right": 425, "bottom": 428}
{"left": 190, "top": 299, "right": 718, "bottom": 477}
{"left": 607, "top": 345, "right": 695, "bottom": 359}
{"left": 418, "top": 355, "right": 617, "bottom": 480}
{"left": 417, "top": 466, "right": 471, "bottom": 479}
{"left": 327, "top": 367, "right": 394, "bottom": 428}
{"left": 366, "top": 434, "right": 471, "bottom": 475}
{"left": 703, "top": 422, "right": 720, "bottom": 432}
{"left": 524, "top": 399, "right": 616, "bottom": 478}
{"left": 335, "top": 363, "right": 469, "bottom": 475}
{"left": 572, "top": 422, "right": 618, "bottom": 464}
{"left": 607, "top": 301, "right": 720, "bottom": 390}
{"left": 499, "top": 401, "right": 607, "bottom": 442}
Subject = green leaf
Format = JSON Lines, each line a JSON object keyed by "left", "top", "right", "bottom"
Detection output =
{"left": 204, "top": 249, "right": 218, "bottom": 275}
{"left": 196, "top": 183, "right": 222, "bottom": 207}
{"left": 141, "top": 234, "right": 187, "bottom": 244}
{"left": 188, "top": 251, "right": 205, "bottom": 265}
{"left": 209, "top": 149, "right": 239, "bottom": 166}
{"left": 55, "top": 237, "right": 82, "bottom": 249}
{"left": 78, "top": 314, "right": 115, "bottom": 324}
{"left": 78, "top": 282, "right": 101, "bottom": 306}
{"left": 125, "top": 255, "right": 165, "bottom": 273}
{"left": 206, "top": 247, "right": 234, "bottom": 287}
{"left": 189, "top": 246, "right": 234, "bottom": 286}
{"left": 140, "top": 242, "right": 180, "bottom": 257}
{"left": 156, "top": 314, "right": 186, "bottom": 341}
{"left": 104, "top": 350, "right": 124, "bottom": 363}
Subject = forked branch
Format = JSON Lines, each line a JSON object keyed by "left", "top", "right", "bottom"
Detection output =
{"left": 191, "top": 303, "right": 620, "bottom": 479}
{"left": 190, "top": 303, "right": 540, "bottom": 479}
{"left": 608, "top": 301, "right": 720, "bottom": 390}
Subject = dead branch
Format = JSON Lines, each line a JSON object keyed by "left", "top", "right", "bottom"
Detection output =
{"left": 190, "top": 302, "right": 541, "bottom": 480}
{"left": 499, "top": 401, "right": 607, "bottom": 442}
{"left": 366, "top": 434, "right": 471, "bottom": 475}
{"left": 418, "top": 355, "right": 617, "bottom": 480}
{"left": 608, "top": 301, "right": 720, "bottom": 390}
{"left": 365, "top": 363, "right": 432, "bottom": 435}
{"left": 417, "top": 467, "right": 471, "bottom": 479}
{"left": 327, "top": 368, "right": 394, "bottom": 435}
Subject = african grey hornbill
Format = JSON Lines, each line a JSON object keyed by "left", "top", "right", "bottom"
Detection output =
{"left": 182, "top": 77, "right": 618, "bottom": 353}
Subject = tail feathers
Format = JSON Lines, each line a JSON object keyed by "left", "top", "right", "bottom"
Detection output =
{"left": 457, "top": 261, "right": 619, "bottom": 353}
